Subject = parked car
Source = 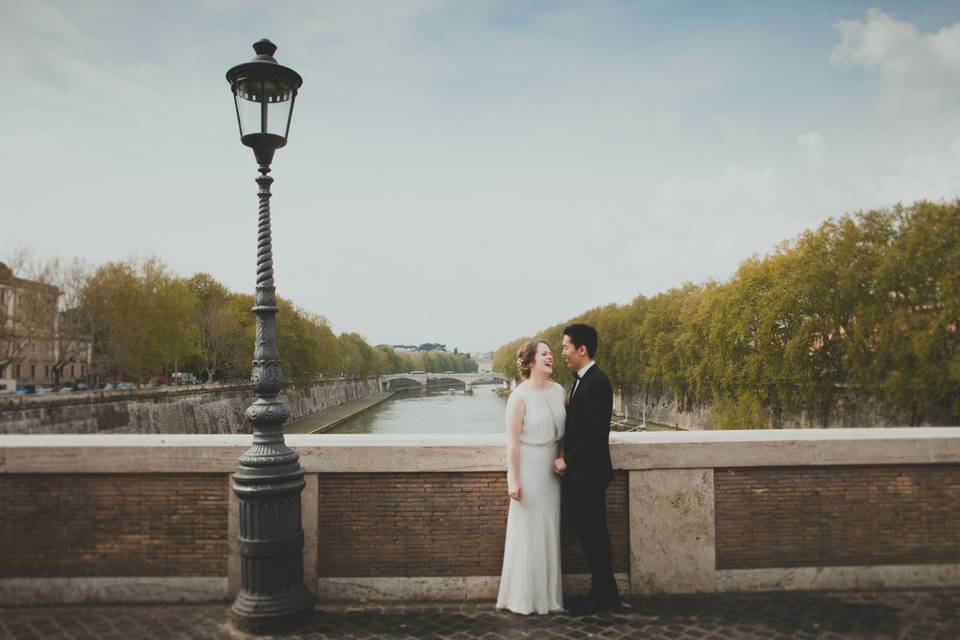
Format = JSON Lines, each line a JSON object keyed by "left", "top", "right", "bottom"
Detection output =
{"left": 170, "top": 372, "right": 199, "bottom": 385}
{"left": 116, "top": 382, "right": 136, "bottom": 390}
{"left": 58, "top": 386, "right": 75, "bottom": 393}
{"left": 34, "top": 386, "right": 53, "bottom": 395}
{"left": 16, "top": 384, "right": 35, "bottom": 395}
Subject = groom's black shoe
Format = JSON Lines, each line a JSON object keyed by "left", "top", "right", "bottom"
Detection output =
{"left": 565, "top": 592, "right": 592, "bottom": 610}
{"left": 568, "top": 592, "right": 620, "bottom": 616}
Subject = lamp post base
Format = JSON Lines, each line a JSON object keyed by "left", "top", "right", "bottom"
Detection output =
{"left": 229, "top": 586, "right": 315, "bottom": 634}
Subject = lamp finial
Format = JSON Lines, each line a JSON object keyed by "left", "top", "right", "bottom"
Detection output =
{"left": 252, "top": 39, "right": 277, "bottom": 62}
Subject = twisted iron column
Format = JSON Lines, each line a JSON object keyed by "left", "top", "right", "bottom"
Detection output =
{"left": 230, "top": 163, "right": 314, "bottom": 633}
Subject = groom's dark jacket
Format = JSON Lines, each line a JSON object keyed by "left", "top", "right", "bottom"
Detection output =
{"left": 563, "top": 363, "right": 614, "bottom": 484}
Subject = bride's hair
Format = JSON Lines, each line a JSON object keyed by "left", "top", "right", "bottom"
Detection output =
{"left": 516, "top": 340, "right": 549, "bottom": 380}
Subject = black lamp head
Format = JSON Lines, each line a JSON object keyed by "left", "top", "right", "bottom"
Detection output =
{"left": 226, "top": 39, "right": 303, "bottom": 166}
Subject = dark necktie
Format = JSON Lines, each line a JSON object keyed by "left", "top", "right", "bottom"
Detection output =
{"left": 568, "top": 372, "right": 581, "bottom": 404}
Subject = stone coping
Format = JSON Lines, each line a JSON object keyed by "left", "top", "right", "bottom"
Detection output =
{"left": 1, "top": 428, "right": 958, "bottom": 473}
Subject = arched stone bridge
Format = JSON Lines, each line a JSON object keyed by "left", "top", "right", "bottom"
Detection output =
{"left": 380, "top": 372, "right": 507, "bottom": 393}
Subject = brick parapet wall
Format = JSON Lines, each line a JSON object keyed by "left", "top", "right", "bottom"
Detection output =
{"left": 0, "top": 474, "right": 228, "bottom": 578}
{"left": 714, "top": 464, "right": 960, "bottom": 570}
{"left": 316, "top": 471, "right": 628, "bottom": 578}
{"left": 2, "top": 430, "right": 959, "bottom": 603}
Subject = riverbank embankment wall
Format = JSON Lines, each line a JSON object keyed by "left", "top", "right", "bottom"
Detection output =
{"left": 0, "top": 378, "right": 381, "bottom": 435}
{"left": 614, "top": 386, "right": 941, "bottom": 430}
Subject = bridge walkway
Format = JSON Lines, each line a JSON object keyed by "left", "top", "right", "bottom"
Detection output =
{"left": 2, "top": 589, "right": 957, "bottom": 639}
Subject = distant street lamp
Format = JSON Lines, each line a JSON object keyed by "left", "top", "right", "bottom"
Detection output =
{"left": 225, "top": 39, "right": 312, "bottom": 634}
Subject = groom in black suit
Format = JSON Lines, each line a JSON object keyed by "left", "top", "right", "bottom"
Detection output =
{"left": 554, "top": 323, "right": 619, "bottom": 614}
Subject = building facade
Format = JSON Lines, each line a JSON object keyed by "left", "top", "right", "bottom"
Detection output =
{"left": 0, "top": 262, "right": 91, "bottom": 388}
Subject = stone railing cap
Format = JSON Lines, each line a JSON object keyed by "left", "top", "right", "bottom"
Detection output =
{"left": 1, "top": 428, "right": 958, "bottom": 473}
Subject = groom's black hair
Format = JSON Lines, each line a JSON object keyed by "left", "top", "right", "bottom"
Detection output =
{"left": 563, "top": 323, "right": 598, "bottom": 358}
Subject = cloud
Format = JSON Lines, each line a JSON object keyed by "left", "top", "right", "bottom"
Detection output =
{"left": 0, "top": 0, "right": 164, "bottom": 126}
{"left": 832, "top": 8, "right": 960, "bottom": 112}
{"left": 803, "top": 10, "right": 960, "bottom": 213}
{"left": 6, "top": 2, "right": 960, "bottom": 351}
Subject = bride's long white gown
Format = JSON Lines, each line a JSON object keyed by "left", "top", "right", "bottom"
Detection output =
{"left": 496, "top": 382, "right": 566, "bottom": 615}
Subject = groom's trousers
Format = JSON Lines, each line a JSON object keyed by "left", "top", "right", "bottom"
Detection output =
{"left": 565, "top": 473, "right": 618, "bottom": 599}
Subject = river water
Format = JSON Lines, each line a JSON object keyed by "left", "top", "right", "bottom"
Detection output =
{"left": 326, "top": 384, "right": 507, "bottom": 435}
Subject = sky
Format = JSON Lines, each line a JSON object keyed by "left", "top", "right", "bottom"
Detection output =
{"left": 3, "top": 1, "right": 960, "bottom": 354}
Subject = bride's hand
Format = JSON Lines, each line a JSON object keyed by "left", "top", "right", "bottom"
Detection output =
{"left": 508, "top": 481, "right": 521, "bottom": 501}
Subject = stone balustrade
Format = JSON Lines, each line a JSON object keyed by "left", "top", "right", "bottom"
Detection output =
{"left": 1, "top": 428, "right": 958, "bottom": 605}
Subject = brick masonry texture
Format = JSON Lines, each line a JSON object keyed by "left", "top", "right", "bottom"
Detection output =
{"left": 714, "top": 464, "right": 960, "bottom": 570}
{"left": 0, "top": 474, "right": 228, "bottom": 577}
{"left": 316, "top": 471, "right": 629, "bottom": 577}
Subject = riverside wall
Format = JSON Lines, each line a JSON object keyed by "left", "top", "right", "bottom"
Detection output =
{"left": 615, "top": 387, "right": 712, "bottom": 430}
{"left": 0, "top": 378, "right": 381, "bottom": 435}
{"left": 615, "top": 386, "right": 939, "bottom": 430}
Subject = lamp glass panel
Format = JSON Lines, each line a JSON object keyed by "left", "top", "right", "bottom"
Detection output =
{"left": 266, "top": 95, "right": 292, "bottom": 137}
{"left": 235, "top": 92, "right": 264, "bottom": 137}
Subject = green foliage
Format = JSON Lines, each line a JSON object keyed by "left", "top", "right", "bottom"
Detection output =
{"left": 187, "top": 273, "right": 246, "bottom": 383}
{"left": 494, "top": 200, "right": 960, "bottom": 426}
{"left": 81, "top": 257, "right": 198, "bottom": 382}
{"left": 338, "top": 332, "right": 378, "bottom": 378}
{"left": 711, "top": 393, "right": 767, "bottom": 430}
{"left": 76, "top": 258, "right": 390, "bottom": 384}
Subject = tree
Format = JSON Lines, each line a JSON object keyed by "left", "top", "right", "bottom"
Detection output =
{"left": 493, "top": 199, "right": 960, "bottom": 426}
{"left": 81, "top": 257, "right": 198, "bottom": 383}
{"left": 46, "top": 257, "right": 93, "bottom": 385}
{"left": 338, "top": 332, "right": 377, "bottom": 377}
{"left": 187, "top": 273, "right": 247, "bottom": 383}
{"left": 307, "top": 313, "right": 342, "bottom": 377}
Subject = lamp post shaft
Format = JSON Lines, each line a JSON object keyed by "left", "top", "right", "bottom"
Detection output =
{"left": 229, "top": 163, "right": 314, "bottom": 633}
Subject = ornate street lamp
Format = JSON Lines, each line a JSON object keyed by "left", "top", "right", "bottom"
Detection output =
{"left": 225, "top": 39, "right": 312, "bottom": 633}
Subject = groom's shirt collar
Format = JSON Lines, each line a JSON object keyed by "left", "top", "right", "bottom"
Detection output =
{"left": 573, "top": 360, "right": 595, "bottom": 395}
{"left": 577, "top": 361, "right": 595, "bottom": 380}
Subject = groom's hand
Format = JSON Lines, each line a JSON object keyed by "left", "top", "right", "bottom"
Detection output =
{"left": 553, "top": 458, "right": 567, "bottom": 475}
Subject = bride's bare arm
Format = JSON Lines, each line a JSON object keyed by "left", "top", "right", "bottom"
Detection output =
{"left": 505, "top": 393, "right": 524, "bottom": 500}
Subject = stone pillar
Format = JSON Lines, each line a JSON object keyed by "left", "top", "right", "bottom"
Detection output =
{"left": 228, "top": 474, "right": 240, "bottom": 598}
{"left": 302, "top": 474, "right": 318, "bottom": 597}
{"left": 629, "top": 469, "right": 716, "bottom": 594}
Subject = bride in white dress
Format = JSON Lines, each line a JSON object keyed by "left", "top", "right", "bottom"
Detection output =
{"left": 496, "top": 339, "right": 566, "bottom": 615}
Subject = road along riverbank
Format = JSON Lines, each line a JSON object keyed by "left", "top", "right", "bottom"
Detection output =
{"left": 284, "top": 391, "right": 394, "bottom": 434}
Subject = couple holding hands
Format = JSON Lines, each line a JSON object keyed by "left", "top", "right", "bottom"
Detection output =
{"left": 496, "top": 323, "right": 619, "bottom": 616}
